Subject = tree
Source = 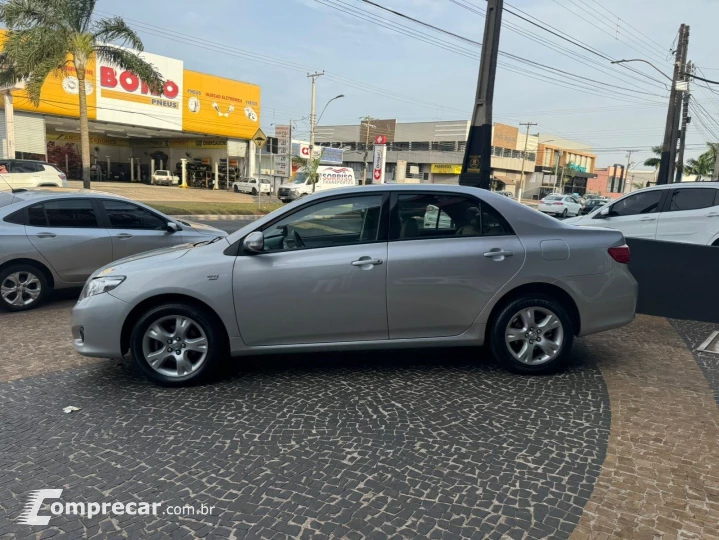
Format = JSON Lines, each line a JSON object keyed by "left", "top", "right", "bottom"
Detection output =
{"left": 684, "top": 144, "right": 716, "bottom": 181}
{"left": 0, "top": 0, "right": 163, "bottom": 188}
{"left": 643, "top": 145, "right": 662, "bottom": 170}
{"left": 307, "top": 156, "right": 321, "bottom": 192}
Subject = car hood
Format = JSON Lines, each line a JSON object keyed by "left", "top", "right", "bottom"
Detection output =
{"left": 279, "top": 183, "right": 301, "bottom": 189}
{"left": 562, "top": 216, "right": 584, "bottom": 225}
{"left": 177, "top": 219, "right": 226, "bottom": 236}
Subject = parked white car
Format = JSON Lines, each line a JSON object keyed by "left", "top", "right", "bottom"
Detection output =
{"left": 277, "top": 166, "right": 356, "bottom": 203}
{"left": 537, "top": 194, "right": 581, "bottom": 217}
{"left": 233, "top": 177, "right": 271, "bottom": 195}
{"left": 0, "top": 159, "right": 67, "bottom": 190}
{"left": 151, "top": 170, "right": 179, "bottom": 186}
{"left": 564, "top": 183, "right": 719, "bottom": 246}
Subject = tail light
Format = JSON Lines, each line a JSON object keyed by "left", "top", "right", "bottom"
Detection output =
{"left": 608, "top": 245, "right": 630, "bottom": 264}
{"left": 58, "top": 174, "right": 67, "bottom": 181}
{"left": 552, "top": 202, "right": 564, "bottom": 205}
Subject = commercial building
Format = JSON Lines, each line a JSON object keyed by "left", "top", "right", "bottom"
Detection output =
{"left": 312, "top": 119, "right": 597, "bottom": 198}
{"left": 0, "top": 43, "right": 261, "bottom": 184}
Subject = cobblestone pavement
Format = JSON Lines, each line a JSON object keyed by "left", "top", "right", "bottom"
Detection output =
{"left": 0, "top": 309, "right": 718, "bottom": 539}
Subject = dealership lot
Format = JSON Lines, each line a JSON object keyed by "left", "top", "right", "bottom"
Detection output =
{"left": 1, "top": 301, "right": 718, "bottom": 538}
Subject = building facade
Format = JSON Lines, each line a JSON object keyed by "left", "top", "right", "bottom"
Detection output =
{"left": 1, "top": 38, "right": 262, "bottom": 182}
{"left": 312, "top": 120, "right": 596, "bottom": 199}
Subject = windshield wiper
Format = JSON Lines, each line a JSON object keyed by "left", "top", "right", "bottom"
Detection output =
{"left": 193, "top": 236, "right": 225, "bottom": 247}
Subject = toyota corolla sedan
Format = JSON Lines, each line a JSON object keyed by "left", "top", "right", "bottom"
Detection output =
{"left": 71, "top": 185, "right": 637, "bottom": 386}
{"left": 0, "top": 190, "right": 226, "bottom": 311}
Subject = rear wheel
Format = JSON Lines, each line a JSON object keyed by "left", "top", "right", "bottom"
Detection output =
{"left": 561, "top": 208, "right": 568, "bottom": 218}
{"left": 251, "top": 187, "right": 257, "bottom": 195}
{"left": 490, "top": 295, "right": 574, "bottom": 374}
{"left": 0, "top": 264, "right": 47, "bottom": 312}
{"left": 130, "top": 303, "right": 226, "bottom": 386}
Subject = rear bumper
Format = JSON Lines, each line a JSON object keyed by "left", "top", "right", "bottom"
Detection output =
{"left": 71, "top": 292, "right": 132, "bottom": 358}
{"left": 562, "top": 268, "right": 638, "bottom": 337}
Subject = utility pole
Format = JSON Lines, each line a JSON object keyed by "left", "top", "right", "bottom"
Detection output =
{"left": 307, "top": 71, "right": 324, "bottom": 175}
{"left": 623, "top": 150, "right": 634, "bottom": 192}
{"left": 459, "top": 0, "right": 503, "bottom": 190}
{"left": 553, "top": 149, "right": 563, "bottom": 192}
{"left": 360, "top": 116, "right": 375, "bottom": 186}
{"left": 517, "top": 121, "right": 537, "bottom": 202}
{"left": 675, "top": 61, "right": 692, "bottom": 183}
{"left": 657, "top": 24, "right": 689, "bottom": 185}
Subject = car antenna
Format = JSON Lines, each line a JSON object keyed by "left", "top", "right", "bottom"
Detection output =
{"left": 0, "top": 168, "right": 22, "bottom": 195}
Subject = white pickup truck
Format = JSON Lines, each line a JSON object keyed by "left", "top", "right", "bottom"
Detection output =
{"left": 151, "top": 170, "right": 179, "bottom": 186}
{"left": 232, "top": 177, "right": 272, "bottom": 195}
{"left": 277, "top": 166, "right": 356, "bottom": 203}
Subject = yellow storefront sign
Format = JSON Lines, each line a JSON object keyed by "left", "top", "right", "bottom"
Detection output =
{"left": 182, "top": 70, "right": 261, "bottom": 139}
{"left": 431, "top": 164, "right": 463, "bottom": 174}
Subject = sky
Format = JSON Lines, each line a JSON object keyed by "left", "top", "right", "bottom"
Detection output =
{"left": 98, "top": 0, "right": 719, "bottom": 169}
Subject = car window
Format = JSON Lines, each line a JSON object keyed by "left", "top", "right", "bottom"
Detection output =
{"left": 28, "top": 204, "right": 47, "bottom": 226}
{"left": 391, "top": 193, "right": 512, "bottom": 240}
{"left": 42, "top": 199, "right": 98, "bottom": 228}
{"left": 102, "top": 200, "right": 167, "bottom": 230}
{"left": 668, "top": 188, "right": 718, "bottom": 212}
{"left": 4, "top": 208, "right": 27, "bottom": 225}
{"left": 545, "top": 195, "right": 562, "bottom": 201}
{"left": 10, "top": 161, "right": 42, "bottom": 173}
{"left": 250, "top": 179, "right": 257, "bottom": 184}
{"left": 261, "top": 195, "right": 383, "bottom": 251}
{"left": 608, "top": 190, "right": 663, "bottom": 217}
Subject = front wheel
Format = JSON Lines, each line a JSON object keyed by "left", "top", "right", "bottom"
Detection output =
{"left": 233, "top": 185, "right": 239, "bottom": 193}
{"left": 0, "top": 264, "right": 47, "bottom": 312}
{"left": 130, "top": 303, "right": 226, "bottom": 386}
{"left": 251, "top": 187, "right": 257, "bottom": 195}
{"left": 489, "top": 296, "right": 574, "bottom": 374}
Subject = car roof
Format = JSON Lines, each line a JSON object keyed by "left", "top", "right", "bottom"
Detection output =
{"left": 0, "top": 188, "right": 132, "bottom": 205}
{"left": 642, "top": 181, "right": 719, "bottom": 191}
{"left": 0, "top": 158, "right": 52, "bottom": 164}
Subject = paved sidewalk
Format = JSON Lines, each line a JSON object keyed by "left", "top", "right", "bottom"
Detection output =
{"left": 68, "top": 180, "right": 256, "bottom": 203}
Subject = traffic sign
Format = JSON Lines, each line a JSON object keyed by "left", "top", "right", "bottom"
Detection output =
{"left": 252, "top": 128, "right": 267, "bottom": 149}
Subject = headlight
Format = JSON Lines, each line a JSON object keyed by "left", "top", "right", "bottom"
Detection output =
{"left": 80, "top": 276, "right": 126, "bottom": 299}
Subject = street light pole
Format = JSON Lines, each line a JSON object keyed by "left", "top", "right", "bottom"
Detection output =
{"left": 307, "top": 71, "right": 324, "bottom": 180}
{"left": 517, "top": 121, "right": 537, "bottom": 202}
{"left": 360, "top": 116, "right": 376, "bottom": 186}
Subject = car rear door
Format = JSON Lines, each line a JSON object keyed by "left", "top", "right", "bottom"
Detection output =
{"left": 25, "top": 198, "right": 112, "bottom": 283}
{"left": 656, "top": 187, "right": 719, "bottom": 245}
{"left": 386, "top": 191, "right": 525, "bottom": 339}
{"left": 591, "top": 189, "right": 665, "bottom": 239}
{"left": 99, "top": 199, "right": 184, "bottom": 260}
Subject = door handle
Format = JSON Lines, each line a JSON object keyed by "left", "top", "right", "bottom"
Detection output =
{"left": 35, "top": 232, "right": 56, "bottom": 239}
{"left": 484, "top": 249, "right": 514, "bottom": 258}
{"left": 115, "top": 233, "right": 133, "bottom": 239}
{"left": 639, "top": 217, "right": 656, "bottom": 222}
{"left": 351, "top": 258, "right": 383, "bottom": 267}
{"left": 706, "top": 212, "right": 719, "bottom": 218}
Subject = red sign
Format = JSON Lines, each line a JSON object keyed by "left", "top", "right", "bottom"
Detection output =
{"left": 375, "top": 135, "right": 387, "bottom": 144}
{"left": 100, "top": 66, "right": 179, "bottom": 99}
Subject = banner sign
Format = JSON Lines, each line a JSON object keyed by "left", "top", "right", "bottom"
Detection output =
{"left": 320, "top": 147, "right": 344, "bottom": 165}
{"left": 431, "top": 164, "right": 462, "bottom": 174}
{"left": 372, "top": 143, "right": 387, "bottom": 184}
{"left": 275, "top": 125, "right": 291, "bottom": 176}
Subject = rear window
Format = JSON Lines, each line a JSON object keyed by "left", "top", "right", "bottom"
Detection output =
{"left": 544, "top": 195, "right": 563, "bottom": 201}
{"left": 44, "top": 163, "right": 65, "bottom": 174}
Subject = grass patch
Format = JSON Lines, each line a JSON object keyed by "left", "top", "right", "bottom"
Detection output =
{"left": 143, "top": 201, "right": 283, "bottom": 215}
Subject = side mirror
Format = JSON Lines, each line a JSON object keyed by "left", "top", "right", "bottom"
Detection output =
{"left": 166, "top": 222, "right": 182, "bottom": 233}
{"left": 595, "top": 207, "right": 610, "bottom": 219}
{"left": 243, "top": 231, "right": 264, "bottom": 253}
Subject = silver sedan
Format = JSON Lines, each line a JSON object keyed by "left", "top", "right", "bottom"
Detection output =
{"left": 71, "top": 184, "right": 637, "bottom": 385}
{"left": 0, "top": 189, "right": 226, "bottom": 311}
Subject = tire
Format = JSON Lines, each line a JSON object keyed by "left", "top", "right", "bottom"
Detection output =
{"left": 130, "top": 303, "right": 226, "bottom": 386}
{"left": 489, "top": 295, "right": 574, "bottom": 375}
{"left": 251, "top": 188, "right": 257, "bottom": 195}
{"left": 561, "top": 209, "right": 568, "bottom": 218}
{"left": 0, "top": 264, "right": 48, "bottom": 312}
{"left": 233, "top": 185, "right": 239, "bottom": 193}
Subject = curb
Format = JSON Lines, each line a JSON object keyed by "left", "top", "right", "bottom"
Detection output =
{"left": 172, "top": 214, "right": 264, "bottom": 221}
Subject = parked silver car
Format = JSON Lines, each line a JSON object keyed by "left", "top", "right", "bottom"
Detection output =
{"left": 0, "top": 190, "right": 226, "bottom": 311}
{"left": 71, "top": 184, "right": 637, "bottom": 385}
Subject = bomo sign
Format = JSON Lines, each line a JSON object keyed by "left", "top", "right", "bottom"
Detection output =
{"left": 100, "top": 67, "right": 180, "bottom": 100}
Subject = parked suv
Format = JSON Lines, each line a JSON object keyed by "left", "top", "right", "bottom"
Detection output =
{"left": 565, "top": 183, "right": 719, "bottom": 245}
{"left": 0, "top": 159, "right": 67, "bottom": 189}
{"left": 232, "top": 177, "right": 271, "bottom": 195}
{"left": 150, "top": 170, "right": 179, "bottom": 186}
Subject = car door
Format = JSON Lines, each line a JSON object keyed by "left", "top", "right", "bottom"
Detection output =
{"left": 99, "top": 199, "right": 184, "bottom": 260}
{"left": 656, "top": 187, "right": 719, "bottom": 245}
{"left": 386, "top": 192, "right": 525, "bottom": 339}
{"left": 590, "top": 189, "right": 665, "bottom": 239}
{"left": 233, "top": 193, "right": 388, "bottom": 346}
{"left": 8, "top": 161, "right": 37, "bottom": 188}
{"left": 25, "top": 198, "right": 112, "bottom": 283}
{"left": 565, "top": 197, "right": 581, "bottom": 216}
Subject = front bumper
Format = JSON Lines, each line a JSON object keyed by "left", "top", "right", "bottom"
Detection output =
{"left": 71, "top": 292, "right": 133, "bottom": 358}
{"left": 277, "top": 189, "right": 300, "bottom": 202}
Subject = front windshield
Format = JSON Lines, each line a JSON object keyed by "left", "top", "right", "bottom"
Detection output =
{"left": 293, "top": 172, "right": 309, "bottom": 184}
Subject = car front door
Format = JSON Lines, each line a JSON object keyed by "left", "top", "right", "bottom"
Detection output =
{"left": 99, "top": 199, "right": 184, "bottom": 260}
{"left": 656, "top": 187, "right": 719, "bottom": 245}
{"left": 386, "top": 192, "right": 525, "bottom": 339}
{"left": 591, "top": 189, "right": 665, "bottom": 239}
{"left": 25, "top": 198, "right": 112, "bottom": 283}
{"left": 233, "top": 194, "right": 388, "bottom": 346}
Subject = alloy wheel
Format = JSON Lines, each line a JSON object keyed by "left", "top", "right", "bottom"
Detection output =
{"left": 1, "top": 271, "right": 42, "bottom": 307}
{"left": 142, "top": 315, "right": 209, "bottom": 378}
{"left": 504, "top": 307, "right": 564, "bottom": 365}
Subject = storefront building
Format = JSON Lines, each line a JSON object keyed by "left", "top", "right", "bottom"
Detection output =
{"left": 0, "top": 45, "right": 261, "bottom": 184}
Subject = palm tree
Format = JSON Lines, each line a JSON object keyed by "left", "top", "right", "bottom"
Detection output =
{"left": 643, "top": 145, "right": 662, "bottom": 170}
{"left": 0, "top": 0, "right": 163, "bottom": 188}
{"left": 684, "top": 145, "right": 716, "bottom": 181}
